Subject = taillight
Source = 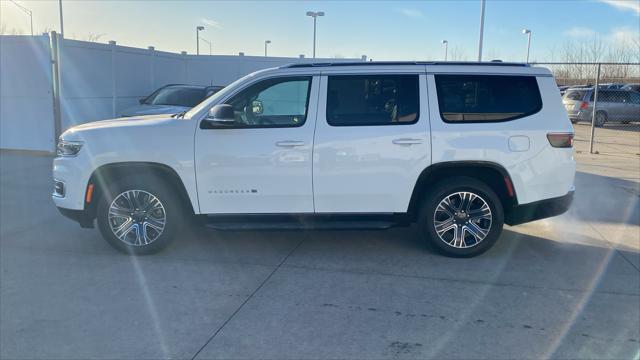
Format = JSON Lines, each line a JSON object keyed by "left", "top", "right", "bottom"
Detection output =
{"left": 579, "top": 101, "right": 588, "bottom": 110}
{"left": 547, "top": 133, "right": 574, "bottom": 148}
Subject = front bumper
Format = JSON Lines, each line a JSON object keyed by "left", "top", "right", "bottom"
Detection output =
{"left": 57, "top": 207, "right": 95, "bottom": 228}
{"left": 505, "top": 190, "right": 574, "bottom": 226}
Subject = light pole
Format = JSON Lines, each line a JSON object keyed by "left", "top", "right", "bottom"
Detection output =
{"left": 306, "top": 11, "right": 324, "bottom": 58}
{"left": 196, "top": 26, "right": 204, "bottom": 55}
{"left": 200, "top": 37, "right": 212, "bottom": 55}
{"left": 477, "top": 0, "right": 485, "bottom": 61}
{"left": 58, "top": 0, "right": 64, "bottom": 37}
{"left": 441, "top": 40, "right": 448, "bottom": 61}
{"left": 9, "top": 0, "right": 33, "bottom": 35}
{"left": 264, "top": 40, "right": 271, "bottom": 57}
{"left": 522, "top": 29, "right": 532, "bottom": 63}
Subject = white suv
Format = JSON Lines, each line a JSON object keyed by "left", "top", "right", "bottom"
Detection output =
{"left": 53, "top": 62, "right": 575, "bottom": 257}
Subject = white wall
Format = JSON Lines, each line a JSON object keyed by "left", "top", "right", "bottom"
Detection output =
{"left": 58, "top": 39, "right": 357, "bottom": 129}
{"left": 0, "top": 34, "right": 359, "bottom": 151}
{"left": 0, "top": 35, "right": 55, "bottom": 152}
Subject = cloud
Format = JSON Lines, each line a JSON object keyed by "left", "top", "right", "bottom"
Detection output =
{"left": 395, "top": 8, "right": 424, "bottom": 19}
{"left": 597, "top": 0, "right": 640, "bottom": 15}
{"left": 563, "top": 26, "right": 597, "bottom": 38}
{"left": 609, "top": 26, "right": 640, "bottom": 44}
{"left": 201, "top": 18, "right": 222, "bottom": 28}
{"left": 563, "top": 25, "right": 639, "bottom": 45}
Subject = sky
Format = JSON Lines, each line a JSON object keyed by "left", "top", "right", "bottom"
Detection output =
{"left": 0, "top": 0, "right": 638, "bottom": 62}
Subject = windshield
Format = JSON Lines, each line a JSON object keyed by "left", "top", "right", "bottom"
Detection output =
{"left": 184, "top": 73, "right": 258, "bottom": 119}
{"left": 144, "top": 87, "right": 206, "bottom": 107}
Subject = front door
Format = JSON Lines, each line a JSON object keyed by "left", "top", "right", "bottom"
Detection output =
{"left": 195, "top": 75, "right": 318, "bottom": 214}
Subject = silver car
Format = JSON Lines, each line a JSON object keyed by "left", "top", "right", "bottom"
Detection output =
{"left": 120, "top": 84, "right": 224, "bottom": 117}
{"left": 562, "top": 88, "right": 640, "bottom": 126}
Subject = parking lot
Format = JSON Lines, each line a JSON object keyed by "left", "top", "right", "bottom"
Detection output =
{"left": 1, "top": 124, "right": 638, "bottom": 359}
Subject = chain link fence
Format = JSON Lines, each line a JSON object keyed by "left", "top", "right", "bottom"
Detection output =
{"left": 534, "top": 62, "right": 640, "bottom": 156}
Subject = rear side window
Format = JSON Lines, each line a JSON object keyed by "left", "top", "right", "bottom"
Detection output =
{"left": 326, "top": 75, "right": 419, "bottom": 126}
{"left": 435, "top": 75, "right": 542, "bottom": 122}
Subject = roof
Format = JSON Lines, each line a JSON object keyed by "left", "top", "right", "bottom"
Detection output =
{"left": 281, "top": 61, "right": 530, "bottom": 69}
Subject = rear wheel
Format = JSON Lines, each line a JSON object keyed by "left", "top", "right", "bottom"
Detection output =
{"left": 594, "top": 111, "right": 607, "bottom": 127}
{"left": 417, "top": 177, "right": 504, "bottom": 257}
{"left": 96, "top": 175, "right": 183, "bottom": 255}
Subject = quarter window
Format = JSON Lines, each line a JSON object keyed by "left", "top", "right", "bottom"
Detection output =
{"left": 435, "top": 75, "right": 542, "bottom": 122}
{"left": 326, "top": 75, "right": 419, "bottom": 126}
{"left": 224, "top": 76, "right": 311, "bottom": 128}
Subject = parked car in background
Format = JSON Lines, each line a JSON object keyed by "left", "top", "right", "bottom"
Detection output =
{"left": 599, "top": 83, "right": 626, "bottom": 90}
{"left": 119, "top": 84, "right": 224, "bottom": 117}
{"left": 558, "top": 85, "right": 571, "bottom": 97}
{"left": 562, "top": 88, "right": 640, "bottom": 126}
{"left": 622, "top": 83, "right": 640, "bottom": 92}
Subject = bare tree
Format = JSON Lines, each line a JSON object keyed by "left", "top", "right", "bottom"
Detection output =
{"left": 85, "top": 33, "right": 106, "bottom": 42}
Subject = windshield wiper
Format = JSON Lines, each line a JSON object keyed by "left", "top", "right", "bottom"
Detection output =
{"left": 172, "top": 111, "right": 187, "bottom": 119}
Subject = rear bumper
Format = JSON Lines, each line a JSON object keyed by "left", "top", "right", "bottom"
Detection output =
{"left": 568, "top": 111, "right": 591, "bottom": 121}
{"left": 505, "top": 190, "right": 574, "bottom": 226}
{"left": 57, "top": 207, "right": 95, "bottom": 228}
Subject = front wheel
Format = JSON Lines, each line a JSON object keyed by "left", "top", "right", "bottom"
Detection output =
{"left": 418, "top": 177, "right": 504, "bottom": 257}
{"left": 96, "top": 176, "right": 183, "bottom": 255}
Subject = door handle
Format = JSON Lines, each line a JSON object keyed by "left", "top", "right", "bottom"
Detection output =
{"left": 275, "top": 141, "right": 305, "bottom": 148}
{"left": 392, "top": 138, "right": 423, "bottom": 146}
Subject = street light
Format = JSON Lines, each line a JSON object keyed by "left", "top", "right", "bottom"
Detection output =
{"left": 306, "top": 11, "right": 324, "bottom": 58}
{"left": 200, "top": 37, "right": 212, "bottom": 55}
{"left": 477, "top": 0, "right": 485, "bottom": 61}
{"left": 196, "top": 26, "right": 204, "bottom": 55}
{"left": 58, "top": 0, "right": 64, "bottom": 38}
{"left": 441, "top": 40, "right": 448, "bottom": 61}
{"left": 264, "top": 40, "right": 271, "bottom": 57}
{"left": 522, "top": 28, "right": 532, "bottom": 63}
{"left": 9, "top": 0, "right": 33, "bottom": 36}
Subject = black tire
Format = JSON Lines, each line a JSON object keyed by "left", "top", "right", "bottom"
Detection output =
{"left": 417, "top": 177, "right": 504, "bottom": 258}
{"left": 594, "top": 111, "right": 607, "bottom": 127}
{"left": 96, "top": 175, "right": 183, "bottom": 255}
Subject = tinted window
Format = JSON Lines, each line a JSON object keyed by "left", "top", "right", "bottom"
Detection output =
{"left": 565, "top": 90, "right": 586, "bottom": 101}
{"left": 597, "top": 91, "right": 616, "bottom": 102}
{"left": 224, "top": 77, "right": 311, "bottom": 128}
{"left": 145, "top": 87, "right": 205, "bottom": 107}
{"left": 435, "top": 75, "right": 542, "bottom": 122}
{"left": 326, "top": 75, "right": 419, "bottom": 126}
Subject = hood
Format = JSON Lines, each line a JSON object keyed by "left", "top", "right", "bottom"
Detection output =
{"left": 61, "top": 114, "right": 177, "bottom": 140}
{"left": 119, "top": 104, "right": 191, "bottom": 117}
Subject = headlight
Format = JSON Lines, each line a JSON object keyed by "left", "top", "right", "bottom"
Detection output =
{"left": 56, "top": 140, "right": 83, "bottom": 157}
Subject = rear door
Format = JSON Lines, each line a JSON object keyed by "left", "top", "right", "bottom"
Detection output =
{"left": 627, "top": 92, "right": 640, "bottom": 121}
{"left": 312, "top": 70, "right": 430, "bottom": 213}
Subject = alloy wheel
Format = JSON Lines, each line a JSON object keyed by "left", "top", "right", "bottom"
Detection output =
{"left": 108, "top": 190, "right": 166, "bottom": 246}
{"left": 433, "top": 191, "right": 492, "bottom": 249}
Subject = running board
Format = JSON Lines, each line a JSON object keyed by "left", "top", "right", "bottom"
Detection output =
{"left": 203, "top": 214, "right": 403, "bottom": 231}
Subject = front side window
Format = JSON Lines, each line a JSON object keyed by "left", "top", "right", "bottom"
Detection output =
{"left": 435, "top": 75, "right": 542, "bottom": 122}
{"left": 224, "top": 76, "right": 311, "bottom": 128}
{"left": 326, "top": 75, "right": 419, "bottom": 126}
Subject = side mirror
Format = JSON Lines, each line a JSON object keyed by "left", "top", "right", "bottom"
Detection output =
{"left": 139, "top": 97, "right": 147, "bottom": 105}
{"left": 203, "top": 104, "right": 235, "bottom": 126}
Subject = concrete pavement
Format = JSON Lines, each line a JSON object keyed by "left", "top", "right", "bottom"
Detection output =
{"left": 1, "top": 125, "right": 638, "bottom": 359}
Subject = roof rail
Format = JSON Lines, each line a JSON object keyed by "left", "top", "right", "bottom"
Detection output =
{"left": 281, "top": 61, "right": 530, "bottom": 69}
